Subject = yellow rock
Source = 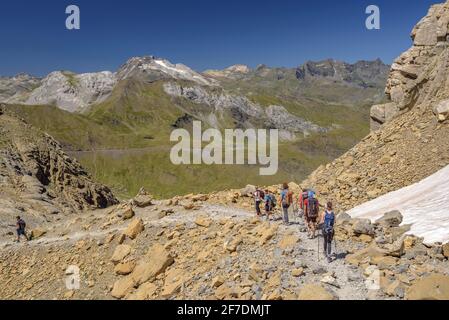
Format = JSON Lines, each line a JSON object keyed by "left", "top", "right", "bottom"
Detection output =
{"left": 111, "top": 276, "right": 135, "bottom": 299}
{"left": 127, "top": 282, "right": 157, "bottom": 300}
{"left": 297, "top": 284, "right": 337, "bottom": 300}
{"left": 111, "top": 244, "right": 132, "bottom": 264}
{"left": 124, "top": 218, "right": 144, "bottom": 239}
{"left": 130, "top": 244, "right": 174, "bottom": 286}
{"left": 279, "top": 234, "right": 300, "bottom": 249}
{"left": 406, "top": 274, "right": 449, "bottom": 300}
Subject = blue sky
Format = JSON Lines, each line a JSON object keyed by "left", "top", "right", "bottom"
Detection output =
{"left": 0, "top": 0, "right": 442, "bottom": 76}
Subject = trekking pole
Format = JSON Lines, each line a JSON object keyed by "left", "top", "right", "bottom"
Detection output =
{"left": 317, "top": 229, "right": 320, "bottom": 262}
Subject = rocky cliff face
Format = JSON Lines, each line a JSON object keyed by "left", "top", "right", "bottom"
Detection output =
{"left": 371, "top": 1, "right": 449, "bottom": 130}
{"left": 25, "top": 71, "right": 117, "bottom": 113}
{"left": 163, "top": 82, "right": 325, "bottom": 139}
{"left": 302, "top": 1, "right": 449, "bottom": 212}
{"left": 0, "top": 104, "right": 118, "bottom": 220}
{"left": 296, "top": 59, "right": 389, "bottom": 89}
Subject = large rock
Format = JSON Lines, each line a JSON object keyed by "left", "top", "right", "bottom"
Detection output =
{"left": 434, "top": 99, "right": 449, "bottom": 122}
{"left": 111, "top": 275, "right": 135, "bottom": 299}
{"left": 443, "top": 243, "right": 449, "bottom": 258}
{"left": 297, "top": 284, "right": 337, "bottom": 300}
{"left": 375, "top": 211, "right": 403, "bottom": 228}
{"left": 240, "top": 185, "right": 256, "bottom": 197}
{"left": 406, "top": 274, "right": 449, "bottom": 300}
{"left": 345, "top": 243, "right": 387, "bottom": 266}
{"left": 111, "top": 244, "right": 132, "bottom": 264}
{"left": 352, "top": 219, "right": 374, "bottom": 236}
{"left": 124, "top": 218, "right": 144, "bottom": 239}
{"left": 130, "top": 244, "right": 174, "bottom": 286}
{"left": 132, "top": 188, "right": 153, "bottom": 208}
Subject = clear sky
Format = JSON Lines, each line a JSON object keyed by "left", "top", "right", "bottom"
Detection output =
{"left": 0, "top": 0, "right": 442, "bottom": 76}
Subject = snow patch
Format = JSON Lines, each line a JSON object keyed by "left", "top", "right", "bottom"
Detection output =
{"left": 348, "top": 165, "right": 449, "bottom": 244}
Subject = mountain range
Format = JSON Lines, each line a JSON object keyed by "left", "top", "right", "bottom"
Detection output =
{"left": 1, "top": 57, "right": 390, "bottom": 198}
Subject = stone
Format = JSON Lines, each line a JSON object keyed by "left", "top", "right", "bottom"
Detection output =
{"left": 345, "top": 243, "right": 387, "bottom": 266}
{"left": 434, "top": 99, "right": 449, "bottom": 122}
{"left": 215, "top": 284, "right": 237, "bottom": 300}
{"left": 114, "top": 260, "right": 136, "bottom": 275}
{"left": 161, "top": 268, "right": 185, "bottom": 298}
{"left": 352, "top": 219, "right": 374, "bottom": 235}
{"left": 111, "top": 244, "right": 132, "bottom": 264}
{"left": 31, "top": 228, "right": 46, "bottom": 239}
{"left": 132, "top": 188, "right": 153, "bottom": 208}
{"left": 279, "top": 234, "right": 299, "bottom": 249}
{"left": 375, "top": 211, "right": 403, "bottom": 228}
{"left": 292, "top": 268, "right": 304, "bottom": 277}
{"left": 127, "top": 282, "right": 157, "bottom": 300}
{"left": 442, "top": 243, "right": 449, "bottom": 258}
{"left": 115, "top": 204, "right": 135, "bottom": 220}
{"left": 195, "top": 216, "right": 212, "bottom": 228}
{"left": 297, "top": 284, "right": 337, "bottom": 300}
{"left": 406, "top": 274, "right": 449, "bottom": 300}
{"left": 240, "top": 185, "right": 256, "bottom": 197}
{"left": 124, "top": 218, "right": 144, "bottom": 239}
{"left": 111, "top": 276, "right": 135, "bottom": 299}
{"left": 130, "top": 244, "right": 174, "bottom": 286}
{"left": 212, "top": 276, "right": 225, "bottom": 288}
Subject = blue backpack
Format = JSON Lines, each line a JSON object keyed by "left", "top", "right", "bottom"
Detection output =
{"left": 323, "top": 211, "right": 335, "bottom": 234}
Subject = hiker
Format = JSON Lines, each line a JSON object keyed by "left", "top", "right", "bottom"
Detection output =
{"left": 304, "top": 190, "right": 319, "bottom": 239}
{"left": 298, "top": 188, "right": 309, "bottom": 217}
{"left": 320, "top": 202, "right": 335, "bottom": 263}
{"left": 15, "top": 216, "right": 29, "bottom": 243}
{"left": 264, "top": 190, "right": 277, "bottom": 221}
{"left": 253, "top": 187, "right": 264, "bottom": 217}
{"left": 280, "top": 183, "right": 293, "bottom": 225}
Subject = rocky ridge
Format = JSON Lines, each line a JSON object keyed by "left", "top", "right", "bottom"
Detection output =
{"left": 301, "top": 1, "right": 449, "bottom": 212}
{"left": 0, "top": 104, "right": 118, "bottom": 235}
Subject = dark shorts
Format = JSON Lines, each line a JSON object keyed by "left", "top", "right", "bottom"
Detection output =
{"left": 17, "top": 228, "right": 25, "bottom": 236}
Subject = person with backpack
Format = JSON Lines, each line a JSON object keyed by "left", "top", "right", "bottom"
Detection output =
{"left": 298, "top": 188, "right": 309, "bottom": 217}
{"left": 320, "top": 202, "right": 336, "bottom": 263}
{"left": 263, "top": 189, "right": 272, "bottom": 220}
{"left": 15, "top": 216, "right": 29, "bottom": 243}
{"left": 280, "top": 183, "right": 293, "bottom": 225}
{"left": 253, "top": 187, "right": 265, "bottom": 217}
{"left": 304, "top": 190, "right": 319, "bottom": 239}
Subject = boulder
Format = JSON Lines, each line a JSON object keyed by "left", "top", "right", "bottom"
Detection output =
{"left": 375, "top": 211, "right": 403, "bottom": 228}
{"left": 442, "top": 243, "right": 449, "bottom": 258}
{"left": 434, "top": 99, "right": 449, "bottom": 122}
{"left": 352, "top": 219, "right": 374, "bottom": 235}
{"left": 124, "top": 218, "right": 144, "bottom": 239}
{"left": 297, "top": 284, "right": 337, "bottom": 300}
{"left": 115, "top": 204, "right": 135, "bottom": 220}
{"left": 345, "top": 243, "right": 387, "bottom": 266}
{"left": 127, "top": 282, "right": 157, "bottom": 300}
{"left": 291, "top": 268, "right": 304, "bottom": 277}
{"left": 130, "top": 244, "right": 174, "bottom": 286}
{"left": 195, "top": 216, "right": 212, "bottom": 228}
{"left": 111, "top": 244, "right": 132, "bottom": 264}
{"left": 406, "top": 274, "right": 449, "bottom": 300}
{"left": 111, "top": 276, "right": 135, "bottom": 299}
{"left": 31, "top": 228, "right": 46, "bottom": 239}
{"left": 114, "top": 261, "right": 136, "bottom": 275}
{"left": 132, "top": 188, "right": 153, "bottom": 208}
{"left": 240, "top": 185, "right": 256, "bottom": 197}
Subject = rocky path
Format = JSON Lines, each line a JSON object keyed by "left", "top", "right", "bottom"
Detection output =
{"left": 0, "top": 201, "right": 370, "bottom": 300}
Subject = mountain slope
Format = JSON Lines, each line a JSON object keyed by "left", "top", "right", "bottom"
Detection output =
{"left": 301, "top": 1, "right": 449, "bottom": 212}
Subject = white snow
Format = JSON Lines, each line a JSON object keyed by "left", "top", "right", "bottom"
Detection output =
{"left": 348, "top": 165, "right": 449, "bottom": 244}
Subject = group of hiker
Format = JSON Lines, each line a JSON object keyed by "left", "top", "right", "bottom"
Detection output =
{"left": 253, "top": 184, "right": 336, "bottom": 262}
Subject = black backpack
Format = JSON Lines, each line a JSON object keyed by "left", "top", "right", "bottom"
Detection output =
{"left": 307, "top": 198, "right": 318, "bottom": 218}
{"left": 18, "top": 219, "right": 26, "bottom": 229}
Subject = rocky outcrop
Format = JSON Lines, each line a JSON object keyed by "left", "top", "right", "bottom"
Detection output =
{"left": 296, "top": 59, "right": 389, "bottom": 89}
{"left": 163, "top": 82, "right": 325, "bottom": 139}
{"left": 302, "top": 1, "right": 449, "bottom": 212}
{"left": 25, "top": 71, "right": 116, "bottom": 113}
{"left": 0, "top": 105, "right": 118, "bottom": 216}
{"left": 371, "top": 1, "right": 449, "bottom": 130}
